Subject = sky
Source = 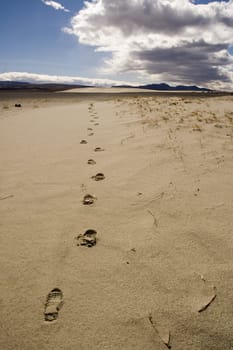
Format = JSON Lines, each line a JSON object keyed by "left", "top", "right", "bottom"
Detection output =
{"left": 0, "top": 0, "right": 232, "bottom": 89}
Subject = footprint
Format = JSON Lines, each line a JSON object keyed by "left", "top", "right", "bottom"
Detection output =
{"left": 81, "top": 183, "right": 87, "bottom": 192}
{"left": 91, "top": 173, "right": 105, "bottom": 181}
{"left": 44, "top": 288, "right": 63, "bottom": 322}
{"left": 94, "top": 123, "right": 99, "bottom": 126}
{"left": 83, "top": 194, "right": 96, "bottom": 205}
{"left": 87, "top": 159, "right": 96, "bottom": 165}
{"left": 88, "top": 133, "right": 94, "bottom": 136}
{"left": 76, "top": 229, "right": 97, "bottom": 247}
{"left": 87, "top": 127, "right": 93, "bottom": 131}
{"left": 80, "top": 139, "right": 88, "bottom": 144}
{"left": 94, "top": 147, "right": 105, "bottom": 152}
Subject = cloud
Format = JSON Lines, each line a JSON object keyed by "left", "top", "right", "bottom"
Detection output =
{"left": 133, "top": 40, "right": 232, "bottom": 84}
{"left": 64, "top": 0, "right": 233, "bottom": 89}
{"left": 0, "top": 71, "right": 139, "bottom": 87}
{"left": 42, "top": 0, "right": 70, "bottom": 12}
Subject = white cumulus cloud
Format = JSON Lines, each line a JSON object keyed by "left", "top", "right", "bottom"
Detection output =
{"left": 64, "top": 0, "right": 233, "bottom": 89}
{"left": 0, "top": 71, "right": 139, "bottom": 87}
{"left": 42, "top": 0, "right": 70, "bottom": 12}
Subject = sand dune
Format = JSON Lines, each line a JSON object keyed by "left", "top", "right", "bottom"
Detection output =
{"left": 0, "top": 91, "right": 233, "bottom": 349}
{"left": 63, "top": 87, "right": 155, "bottom": 93}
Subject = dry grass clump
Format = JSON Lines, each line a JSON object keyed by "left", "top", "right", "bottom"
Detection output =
{"left": 204, "top": 113, "right": 219, "bottom": 124}
{"left": 192, "top": 124, "right": 202, "bottom": 132}
{"left": 142, "top": 118, "right": 159, "bottom": 128}
{"left": 225, "top": 112, "right": 233, "bottom": 124}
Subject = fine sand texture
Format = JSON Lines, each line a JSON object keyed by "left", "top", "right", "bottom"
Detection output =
{"left": 0, "top": 91, "right": 233, "bottom": 349}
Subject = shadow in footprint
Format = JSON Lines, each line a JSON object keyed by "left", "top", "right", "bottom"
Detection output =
{"left": 91, "top": 173, "right": 105, "bottom": 181}
{"left": 80, "top": 140, "right": 88, "bottom": 144}
{"left": 94, "top": 147, "right": 105, "bottom": 152}
{"left": 76, "top": 229, "right": 97, "bottom": 247}
{"left": 83, "top": 194, "right": 96, "bottom": 205}
{"left": 87, "top": 159, "right": 96, "bottom": 165}
{"left": 88, "top": 133, "right": 94, "bottom": 136}
{"left": 94, "top": 123, "right": 99, "bottom": 126}
{"left": 44, "top": 288, "right": 63, "bottom": 322}
{"left": 87, "top": 127, "right": 93, "bottom": 131}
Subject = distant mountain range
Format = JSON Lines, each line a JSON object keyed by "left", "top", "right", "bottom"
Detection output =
{"left": 0, "top": 80, "right": 211, "bottom": 92}
{"left": 115, "top": 83, "right": 211, "bottom": 91}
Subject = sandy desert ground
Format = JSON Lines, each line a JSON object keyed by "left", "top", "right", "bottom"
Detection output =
{"left": 0, "top": 90, "right": 233, "bottom": 349}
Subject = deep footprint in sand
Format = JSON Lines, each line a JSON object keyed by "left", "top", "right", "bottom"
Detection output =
{"left": 83, "top": 194, "right": 96, "bottom": 205}
{"left": 87, "top": 159, "right": 96, "bottom": 165}
{"left": 87, "top": 127, "right": 93, "bottom": 131}
{"left": 44, "top": 288, "right": 63, "bottom": 322}
{"left": 92, "top": 173, "right": 105, "bottom": 181}
{"left": 94, "top": 147, "right": 105, "bottom": 152}
{"left": 76, "top": 229, "right": 97, "bottom": 247}
{"left": 80, "top": 139, "right": 88, "bottom": 144}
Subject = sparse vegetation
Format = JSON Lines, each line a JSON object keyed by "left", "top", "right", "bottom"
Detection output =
{"left": 192, "top": 124, "right": 202, "bottom": 132}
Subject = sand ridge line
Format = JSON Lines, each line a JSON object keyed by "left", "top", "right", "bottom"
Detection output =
{"left": 148, "top": 313, "right": 171, "bottom": 349}
{"left": 0, "top": 194, "right": 14, "bottom": 201}
{"left": 147, "top": 209, "right": 158, "bottom": 228}
{"left": 197, "top": 275, "right": 217, "bottom": 313}
{"left": 198, "top": 289, "right": 217, "bottom": 313}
